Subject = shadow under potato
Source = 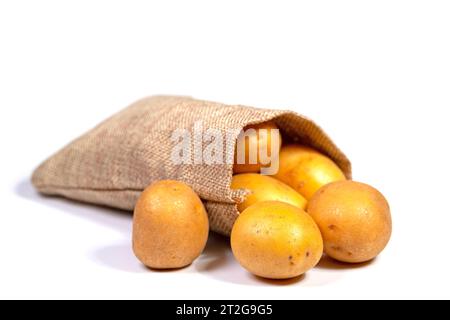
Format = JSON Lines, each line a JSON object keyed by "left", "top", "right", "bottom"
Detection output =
{"left": 195, "top": 232, "right": 231, "bottom": 272}
{"left": 252, "top": 273, "right": 306, "bottom": 286}
{"left": 316, "top": 255, "right": 376, "bottom": 270}
{"left": 93, "top": 243, "right": 148, "bottom": 273}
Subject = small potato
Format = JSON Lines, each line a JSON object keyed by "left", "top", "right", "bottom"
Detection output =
{"left": 132, "top": 180, "right": 209, "bottom": 269}
{"left": 231, "top": 173, "right": 307, "bottom": 212}
{"left": 307, "top": 181, "right": 392, "bottom": 263}
{"left": 233, "top": 121, "right": 282, "bottom": 174}
{"left": 231, "top": 201, "right": 323, "bottom": 279}
{"left": 274, "top": 144, "right": 346, "bottom": 200}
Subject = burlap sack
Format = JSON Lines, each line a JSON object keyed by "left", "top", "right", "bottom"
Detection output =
{"left": 32, "top": 95, "right": 351, "bottom": 235}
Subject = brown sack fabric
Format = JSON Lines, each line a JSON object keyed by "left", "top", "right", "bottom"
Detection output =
{"left": 32, "top": 96, "right": 351, "bottom": 236}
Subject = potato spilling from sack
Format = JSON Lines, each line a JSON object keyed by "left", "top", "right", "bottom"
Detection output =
{"left": 308, "top": 181, "right": 392, "bottom": 263}
{"left": 275, "top": 145, "right": 346, "bottom": 200}
{"left": 231, "top": 201, "right": 323, "bottom": 279}
{"left": 133, "top": 180, "right": 209, "bottom": 269}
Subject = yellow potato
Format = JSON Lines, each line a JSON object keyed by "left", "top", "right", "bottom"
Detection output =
{"left": 231, "top": 201, "right": 323, "bottom": 279}
{"left": 233, "top": 121, "right": 282, "bottom": 174}
{"left": 274, "top": 144, "right": 346, "bottom": 200}
{"left": 132, "top": 180, "right": 209, "bottom": 269}
{"left": 307, "top": 180, "right": 392, "bottom": 263}
{"left": 231, "top": 173, "right": 307, "bottom": 212}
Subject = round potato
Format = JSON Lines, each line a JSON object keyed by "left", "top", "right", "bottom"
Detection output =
{"left": 274, "top": 144, "right": 346, "bottom": 200}
{"left": 132, "top": 180, "right": 209, "bottom": 269}
{"left": 231, "top": 201, "right": 323, "bottom": 279}
{"left": 233, "top": 121, "right": 282, "bottom": 174}
{"left": 307, "top": 180, "right": 392, "bottom": 263}
{"left": 231, "top": 173, "right": 307, "bottom": 212}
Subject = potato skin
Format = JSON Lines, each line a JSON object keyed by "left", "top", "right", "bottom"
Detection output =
{"left": 233, "top": 121, "right": 282, "bottom": 174}
{"left": 132, "top": 180, "right": 209, "bottom": 269}
{"left": 231, "top": 173, "right": 307, "bottom": 212}
{"left": 274, "top": 145, "right": 346, "bottom": 200}
{"left": 231, "top": 201, "right": 323, "bottom": 279}
{"left": 307, "top": 181, "right": 392, "bottom": 263}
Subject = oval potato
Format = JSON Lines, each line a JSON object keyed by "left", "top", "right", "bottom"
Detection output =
{"left": 132, "top": 180, "right": 209, "bottom": 269}
{"left": 307, "top": 180, "right": 392, "bottom": 263}
{"left": 231, "top": 201, "right": 323, "bottom": 279}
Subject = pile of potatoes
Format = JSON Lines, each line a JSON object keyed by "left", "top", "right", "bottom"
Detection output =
{"left": 133, "top": 122, "right": 392, "bottom": 280}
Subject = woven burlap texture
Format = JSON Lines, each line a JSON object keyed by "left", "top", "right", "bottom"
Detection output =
{"left": 32, "top": 96, "right": 352, "bottom": 235}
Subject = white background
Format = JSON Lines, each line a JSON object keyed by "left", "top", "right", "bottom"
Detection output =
{"left": 1, "top": 1, "right": 449, "bottom": 300}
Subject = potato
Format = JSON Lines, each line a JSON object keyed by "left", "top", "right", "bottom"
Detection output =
{"left": 274, "top": 144, "right": 346, "bottom": 200}
{"left": 231, "top": 173, "right": 307, "bottom": 212}
{"left": 231, "top": 201, "right": 323, "bottom": 279}
{"left": 233, "top": 121, "right": 282, "bottom": 174}
{"left": 307, "top": 180, "right": 392, "bottom": 263}
{"left": 132, "top": 180, "right": 209, "bottom": 269}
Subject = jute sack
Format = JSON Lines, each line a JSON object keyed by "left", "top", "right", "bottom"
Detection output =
{"left": 32, "top": 96, "right": 351, "bottom": 236}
